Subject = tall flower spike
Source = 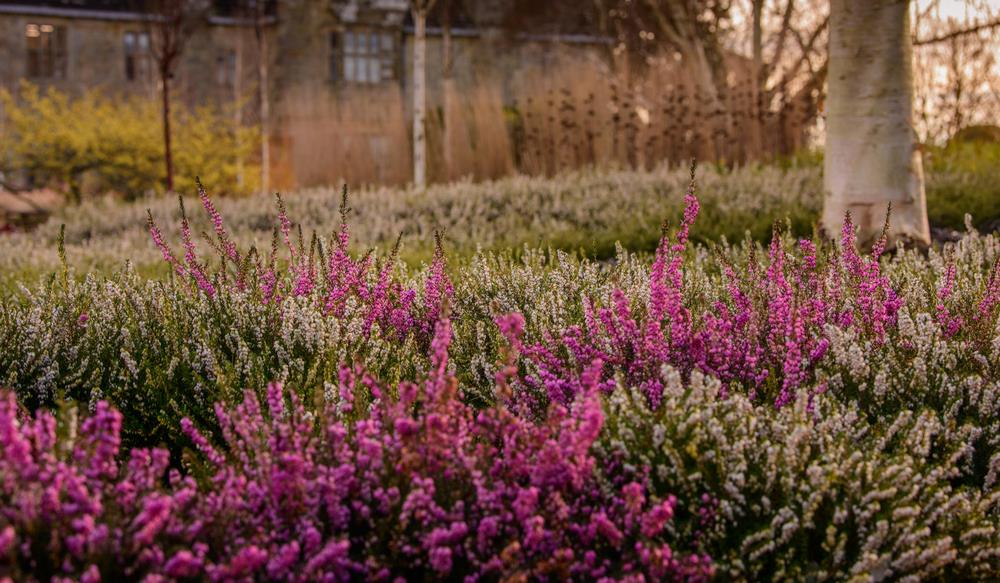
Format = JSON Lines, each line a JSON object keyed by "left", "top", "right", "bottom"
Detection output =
{"left": 147, "top": 210, "right": 186, "bottom": 278}
{"left": 872, "top": 202, "right": 892, "bottom": 259}
{"left": 197, "top": 177, "right": 240, "bottom": 264}
{"left": 178, "top": 197, "right": 216, "bottom": 297}
{"left": 422, "top": 230, "right": 454, "bottom": 336}
{"left": 275, "top": 192, "right": 295, "bottom": 258}
{"left": 936, "top": 249, "right": 963, "bottom": 336}
{"left": 976, "top": 256, "right": 1000, "bottom": 320}
{"left": 337, "top": 184, "right": 351, "bottom": 250}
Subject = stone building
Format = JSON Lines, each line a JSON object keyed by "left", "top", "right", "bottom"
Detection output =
{"left": 0, "top": 0, "right": 610, "bottom": 187}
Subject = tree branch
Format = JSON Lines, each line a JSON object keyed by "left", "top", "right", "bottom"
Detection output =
{"left": 641, "top": 0, "right": 686, "bottom": 49}
{"left": 914, "top": 18, "right": 1000, "bottom": 46}
{"left": 767, "top": 13, "right": 827, "bottom": 98}
{"left": 766, "top": 0, "right": 795, "bottom": 76}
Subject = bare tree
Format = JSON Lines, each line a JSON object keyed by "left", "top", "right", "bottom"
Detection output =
{"left": 506, "top": 0, "right": 828, "bottom": 161}
{"left": 439, "top": 0, "right": 457, "bottom": 180}
{"left": 911, "top": 0, "right": 1000, "bottom": 144}
{"left": 139, "top": 0, "right": 208, "bottom": 193}
{"left": 251, "top": 0, "right": 272, "bottom": 194}
{"left": 751, "top": 0, "right": 765, "bottom": 154}
{"left": 411, "top": 0, "right": 437, "bottom": 188}
{"left": 914, "top": 16, "right": 1000, "bottom": 46}
{"left": 822, "top": 0, "right": 930, "bottom": 246}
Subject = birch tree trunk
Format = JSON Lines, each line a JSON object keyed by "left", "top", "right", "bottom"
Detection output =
{"left": 823, "top": 0, "right": 930, "bottom": 247}
{"left": 412, "top": 6, "right": 430, "bottom": 188}
{"left": 256, "top": 17, "right": 271, "bottom": 194}
{"left": 750, "top": 0, "right": 764, "bottom": 159}
{"left": 442, "top": 14, "right": 455, "bottom": 182}
{"left": 234, "top": 29, "right": 244, "bottom": 189}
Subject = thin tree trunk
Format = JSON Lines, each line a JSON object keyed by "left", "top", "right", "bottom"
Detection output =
{"left": 257, "top": 27, "right": 270, "bottom": 193}
{"left": 161, "top": 71, "right": 174, "bottom": 193}
{"left": 235, "top": 29, "right": 244, "bottom": 189}
{"left": 684, "top": 43, "right": 727, "bottom": 160}
{"left": 823, "top": 0, "right": 930, "bottom": 246}
{"left": 751, "top": 0, "right": 765, "bottom": 159}
{"left": 442, "top": 15, "right": 454, "bottom": 181}
{"left": 413, "top": 8, "right": 429, "bottom": 187}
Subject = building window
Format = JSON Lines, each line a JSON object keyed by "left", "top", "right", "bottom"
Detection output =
{"left": 123, "top": 31, "right": 151, "bottom": 82}
{"left": 331, "top": 29, "right": 396, "bottom": 84}
{"left": 216, "top": 49, "right": 237, "bottom": 94}
{"left": 26, "top": 23, "right": 67, "bottom": 79}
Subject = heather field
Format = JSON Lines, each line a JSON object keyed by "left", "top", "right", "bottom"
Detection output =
{"left": 0, "top": 166, "right": 999, "bottom": 581}
{"left": 2, "top": 154, "right": 998, "bottom": 289}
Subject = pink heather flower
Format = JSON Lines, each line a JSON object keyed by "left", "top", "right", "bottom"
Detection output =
{"left": 0, "top": 361, "right": 709, "bottom": 581}
{"left": 147, "top": 188, "right": 439, "bottom": 350}
{"left": 132, "top": 494, "right": 173, "bottom": 546}
{"left": 429, "top": 546, "right": 453, "bottom": 574}
{"left": 164, "top": 550, "right": 204, "bottom": 578}
{"left": 513, "top": 487, "right": 540, "bottom": 522}
{"left": 976, "top": 257, "right": 1000, "bottom": 320}
{"left": 147, "top": 211, "right": 185, "bottom": 278}
{"left": 421, "top": 234, "right": 454, "bottom": 337}
{"left": 198, "top": 180, "right": 239, "bottom": 264}
{"left": 260, "top": 267, "right": 279, "bottom": 304}
{"left": 81, "top": 565, "right": 101, "bottom": 583}
{"left": 291, "top": 259, "right": 315, "bottom": 297}
{"left": 510, "top": 179, "right": 910, "bottom": 411}
{"left": 266, "top": 541, "right": 301, "bottom": 579}
{"left": 495, "top": 313, "right": 525, "bottom": 349}
{"left": 641, "top": 496, "right": 677, "bottom": 538}
{"left": 178, "top": 203, "right": 215, "bottom": 298}
{"left": 180, "top": 417, "right": 226, "bottom": 467}
{"left": 211, "top": 545, "right": 269, "bottom": 579}
{"left": 0, "top": 526, "right": 15, "bottom": 556}
{"left": 936, "top": 257, "right": 963, "bottom": 337}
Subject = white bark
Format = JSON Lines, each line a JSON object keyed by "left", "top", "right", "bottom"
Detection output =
{"left": 235, "top": 29, "right": 244, "bottom": 189}
{"left": 258, "top": 33, "right": 271, "bottom": 194}
{"left": 750, "top": 0, "right": 764, "bottom": 158}
{"left": 823, "top": 0, "right": 930, "bottom": 246}
{"left": 442, "top": 17, "right": 454, "bottom": 181}
{"left": 413, "top": 9, "right": 429, "bottom": 188}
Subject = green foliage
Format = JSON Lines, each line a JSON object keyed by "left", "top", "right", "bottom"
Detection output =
{"left": 0, "top": 180, "right": 998, "bottom": 579}
{"left": 0, "top": 164, "right": 824, "bottom": 291}
{"left": 0, "top": 82, "right": 259, "bottom": 201}
{"left": 925, "top": 141, "right": 1000, "bottom": 232}
{"left": 0, "top": 268, "right": 425, "bottom": 455}
{"left": 769, "top": 143, "right": 1000, "bottom": 233}
{"left": 601, "top": 374, "right": 1000, "bottom": 580}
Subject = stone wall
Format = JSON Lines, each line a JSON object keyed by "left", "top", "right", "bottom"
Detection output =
{"left": 0, "top": 10, "right": 265, "bottom": 107}
{"left": 0, "top": 2, "right": 609, "bottom": 188}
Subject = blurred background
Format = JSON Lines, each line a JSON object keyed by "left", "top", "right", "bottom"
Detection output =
{"left": 0, "top": 0, "right": 997, "bottom": 236}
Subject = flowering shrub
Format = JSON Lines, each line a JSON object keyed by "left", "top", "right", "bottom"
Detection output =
{"left": 600, "top": 370, "right": 1000, "bottom": 580}
{"left": 512, "top": 175, "right": 907, "bottom": 410}
{"left": 1, "top": 170, "right": 999, "bottom": 578}
{"left": 0, "top": 318, "right": 711, "bottom": 581}
{"left": 0, "top": 83, "right": 260, "bottom": 203}
{"left": 149, "top": 182, "right": 452, "bottom": 345}
{"left": 4, "top": 160, "right": 996, "bottom": 290}
{"left": 1, "top": 185, "right": 453, "bottom": 452}
{"left": 0, "top": 164, "right": 821, "bottom": 286}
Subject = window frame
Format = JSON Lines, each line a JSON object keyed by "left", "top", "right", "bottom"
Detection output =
{"left": 25, "top": 22, "right": 67, "bottom": 80}
{"left": 216, "top": 48, "right": 237, "bottom": 94}
{"left": 123, "top": 30, "right": 152, "bottom": 83}
{"left": 330, "top": 27, "right": 398, "bottom": 85}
